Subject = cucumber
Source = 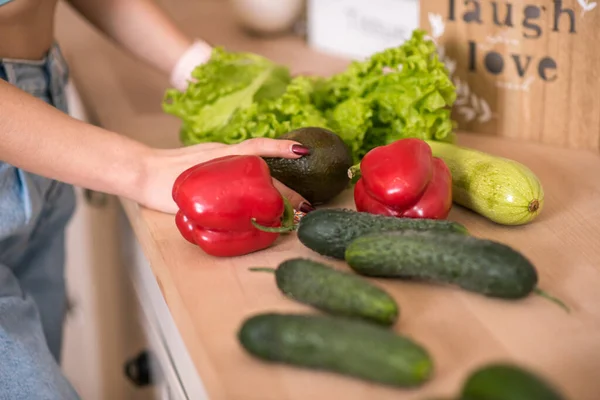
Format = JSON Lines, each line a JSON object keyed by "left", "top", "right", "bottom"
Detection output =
{"left": 426, "top": 141, "right": 544, "bottom": 226}
{"left": 237, "top": 312, "right": 433, "bottom": 388}
{"left": 345, "top": 230, "right": 538, "bottom": 299}
{"left": 295, "top": 208, "right": 469, "bottom": 260}
{"left": 251, "top": 258, "right": 399, "bottom": 326}
{"left": 460, "top": 363, "right": 566, "bottom": 400}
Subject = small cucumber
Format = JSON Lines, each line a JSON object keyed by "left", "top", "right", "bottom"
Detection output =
{"left": 426, "top": 141, "right": 544, "bottom": 226}
{"left": 345, "top": 230, "right": 539, "bottom": 299}
{"left": 460, "top": 363, "right": 566, "bottom": 400}
{"left": 238, "top": 313, "right": 433, "bottom": 388}
{"left": 250, "top": 258, "right": 399, "bottom": 326}
{"left": 295, "top": 208, "right": 469, "bottom": 260}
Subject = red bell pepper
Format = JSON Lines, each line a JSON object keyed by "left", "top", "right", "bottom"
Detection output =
{"left": 172, "top": 155, "right": 294, "bottom": 257}
{"left": 352, "top": 138, "right": 453, "bottom": 219}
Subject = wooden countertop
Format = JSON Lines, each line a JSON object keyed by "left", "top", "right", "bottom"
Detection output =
{"left": 55, "top": 1, "right": 600, "bottom": 399}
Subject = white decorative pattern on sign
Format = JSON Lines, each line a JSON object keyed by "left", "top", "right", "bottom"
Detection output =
{"left": 577, "top": 0, "right": 597, "bottom": 17}
{"left": 428, "top": 12, "right": 493, "bottom": 124}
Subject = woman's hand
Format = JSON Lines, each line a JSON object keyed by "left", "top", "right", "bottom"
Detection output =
{"left": 138, "top": 138, "right": 314, "bottom": 215}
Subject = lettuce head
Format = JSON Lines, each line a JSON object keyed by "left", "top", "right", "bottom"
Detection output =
{"left": 162, "top": 30, "right": 457, "bottom": 162}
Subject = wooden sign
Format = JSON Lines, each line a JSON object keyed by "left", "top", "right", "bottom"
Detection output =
{"left": 419, "top": 0, "right": 600, "bottom": 151}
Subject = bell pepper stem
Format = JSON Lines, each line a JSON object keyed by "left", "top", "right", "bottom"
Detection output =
{"left": 281, "top": 197, "right": 295, "bottom": 231}
{"left": 251, "top": 196, "right": 298, "bottom": 233}
{"left": 534, "top": 288, "right": 570, "bottom": 313}
{"left": 251, "top": 220, "right": 298, "bottom": 233}
{"left": 248, "top": 267, "right": 276, "bottom": 273}
{"left": 347, "top": 163, "right": 362, "bottom": 184}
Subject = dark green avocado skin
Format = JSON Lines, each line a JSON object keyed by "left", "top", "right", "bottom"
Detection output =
{"left": 264, "top": 127, "right": 354, "bottom": 205}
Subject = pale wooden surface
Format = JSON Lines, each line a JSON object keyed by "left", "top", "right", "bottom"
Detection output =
{"left": 419, "top": 0, "right": 600, "bottom": 153}
{"left": 54, "top": 1, "right": 600, "bottom": 399}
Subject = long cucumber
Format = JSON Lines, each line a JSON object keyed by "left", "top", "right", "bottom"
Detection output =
{"left": 238, "top": 313, "right": 433, "bottom": 388}
{"left": 250, "top": 258, "right": 399, "bottom": 326}
{"left": 253, "top": 208, "right": 469, "bottom": 260}
{"left": 344, "top": 230, "right": 568, "bottom": 311}
{"left": 460, "top": 363, "right": 566, "bottom": 400}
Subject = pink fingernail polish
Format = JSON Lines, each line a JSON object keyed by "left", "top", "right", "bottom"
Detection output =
{"left": 299, "top": 202, "right": 315, "bottom": 213}
{"left": 291, "top": 144, "right": 311, "bottom": 156}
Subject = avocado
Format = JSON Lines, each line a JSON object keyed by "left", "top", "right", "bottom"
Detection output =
{"left": 265, "top": 127, "right": 353, "bottom": 205}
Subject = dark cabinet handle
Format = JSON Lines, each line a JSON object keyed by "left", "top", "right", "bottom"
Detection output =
{"left": 124, "top": 350, "right": 153, "bottom": 387}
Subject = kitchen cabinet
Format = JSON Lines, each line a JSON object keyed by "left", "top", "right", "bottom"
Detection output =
{"left": 60, "top": 78, "right": 201, "bottom": 400}
{"left": 60, "top": 80, "right": 155, "bottom": 400}
{"left": 118, "top": 207, "right": 209, "bottom": 400}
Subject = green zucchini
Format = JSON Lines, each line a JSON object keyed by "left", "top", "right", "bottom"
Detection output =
{"left": 237, "top": 313, "right": 433, "bottom": 388}
{"left": 295, "top": 208, "right": 469, "bottom": 260}
{"left": 345, "top": 231, "right": 567, "bottom": 307}
{"left": 426, "top": 141, "right": 544, "bottom": 226}
{"left": 250, "top": 258, "right": 399, "bottom": 326}
{"left": 460, "top": 363, "right": 566, "bottom": 400}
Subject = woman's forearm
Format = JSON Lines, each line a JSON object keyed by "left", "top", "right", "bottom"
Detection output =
{"left": 0, "top": 79, "right": 149, "bottom": 200}
{"left": 65, "top": 0, "right": 198, "bottom": 76}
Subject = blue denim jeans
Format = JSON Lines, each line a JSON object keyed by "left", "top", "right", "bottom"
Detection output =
{"left": 0, "top": 45, "right": 80, "bottom": 399}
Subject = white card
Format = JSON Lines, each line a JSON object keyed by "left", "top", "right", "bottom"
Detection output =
{"left": 307, "top": 0, "right": 420, "bottom": 60}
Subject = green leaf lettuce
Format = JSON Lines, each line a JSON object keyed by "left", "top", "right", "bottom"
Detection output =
{"left": 162, "top": 30, "right": 457, "bottom": 161}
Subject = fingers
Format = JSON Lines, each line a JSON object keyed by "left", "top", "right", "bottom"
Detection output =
{"left": 181, "top": 142, "right": 228, "bottom": 153}
{"left": 231, "top": 138, "right": 310, "bottom": 159}
{"left": 272, "top": 179, "right": 315, "bottom": 213}
{"left": 174, "top": 138, "right": 310, "bottom": 160}
{"left": 161, "top": 142, "right": 228, "bottom": 157}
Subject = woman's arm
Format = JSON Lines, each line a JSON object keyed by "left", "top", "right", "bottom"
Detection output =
{"left": 0, "top": 79, "right": 149, "bottom": 201}
{"left": 64, "top": 0, "right": 210, "bottom": 81}
{"left": 0, "top": 80, "right": 310, "bottom": 213}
